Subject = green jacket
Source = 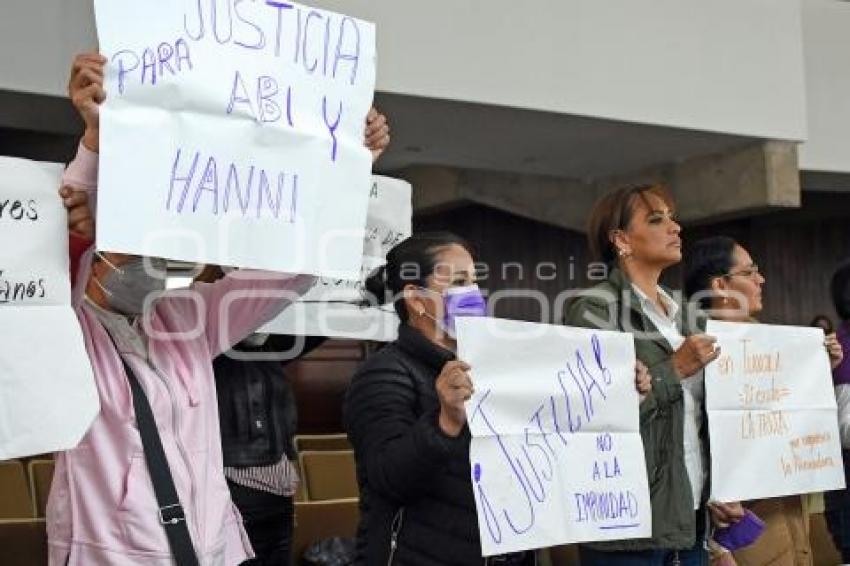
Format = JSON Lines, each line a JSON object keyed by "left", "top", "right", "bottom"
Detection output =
{"left": 564, "top": 267, "right": 705, "bottom": 552}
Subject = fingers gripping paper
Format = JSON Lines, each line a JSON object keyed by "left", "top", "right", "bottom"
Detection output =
{"left": 456, "top": 318, "right": 652, "bottom": 556}
{"left": 261, "top": 175, "right": 410, "bottom": 340}
{"left": 706, "top": 320, "right": 845, "bottom": 502}
{"left": 93, "top": 0, "right": 377, "bottom": 278}
{"left": 0, "top": 157, "right": 98, "bottom": 459}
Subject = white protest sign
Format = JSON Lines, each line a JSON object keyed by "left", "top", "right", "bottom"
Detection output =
{"left": 706, "top": 320, "right": 845, "bottom": 502}
{"left": 94, "top": 0, "right": 376, "bottom": 278}
{"left": 261, "top": 175, "right": 410, "bottom": 340}
{"left": 0, "top": 157, "right": 99, "bottom": 459}
{"left": 457, "top": 318, "right": 651, "bottom": 556}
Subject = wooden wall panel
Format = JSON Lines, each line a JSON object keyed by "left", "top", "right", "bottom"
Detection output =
{"left": 416, "top": 192, "right": 850, "bottom": 327}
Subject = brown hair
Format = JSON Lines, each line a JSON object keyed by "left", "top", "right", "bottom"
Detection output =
{"left": 586, "top": 183, "right": 673, "bottom": 265}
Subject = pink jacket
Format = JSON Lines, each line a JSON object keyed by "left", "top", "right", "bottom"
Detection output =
{"left": 47, "top": 144, "right": 316, "bottom": 565}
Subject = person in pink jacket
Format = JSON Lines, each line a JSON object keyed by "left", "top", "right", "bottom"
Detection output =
{"left": 50, "top": 53, "right": 390, "bottom": 565}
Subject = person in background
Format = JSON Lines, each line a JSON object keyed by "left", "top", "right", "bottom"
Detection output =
{"left": 566, "top": 183, "right": 717, "bottom": 566}
{"left": 196, "top": 264, "right": 322, "bottom": 566}
{"left": 825, "top": 260, "right": 850, "bottom": 563}
{"left": 214, "top": 331, "right": 326, "bottom": 566}
{"left": 51, "top": 52, "right": 388, "bottom": 566}
{"left": 810, "top": 314, "right": 835, "bottom": 335}
{"left": 684, "top": 236, "right": 843, "bottom": 566}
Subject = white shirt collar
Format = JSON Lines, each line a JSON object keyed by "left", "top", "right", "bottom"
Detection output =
{"left": 631, "top": 283, "right": 680, "bottom": 321}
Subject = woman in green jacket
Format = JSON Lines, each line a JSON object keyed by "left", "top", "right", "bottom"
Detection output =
{"left": 565, "top": 183, "right": 719, "bottom": 565}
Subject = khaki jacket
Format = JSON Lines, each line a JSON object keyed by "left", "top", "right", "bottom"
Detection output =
{"left": 732, "top": 496, "right": 812, "bottom": 566}
{"left": 565, "top": 267, "right": 707, "bottom": 551}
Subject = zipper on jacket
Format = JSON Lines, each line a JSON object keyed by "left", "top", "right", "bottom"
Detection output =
{"left": 139, "top": 352, "right": 202, "bottom": 554}
{"left": 387, "top": 508, "right": 404, "bottom": 566}
{"left": 483, "top": 551, "right": 537, "bottom": 565}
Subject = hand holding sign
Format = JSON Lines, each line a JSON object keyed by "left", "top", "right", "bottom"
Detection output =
{"left": 60, "top": 186, "right": 94, "bottom": 240}
{"left": 672, "top": 333, "right": 720, "bottom": 378}
{"left": 635, "top": 360, "right": 652, "bottom": 402}
{"left": 436, "top": 360, "right": 473, "bottom": 437}
{"left": 365, "top": 107, "right": 390, "bottom": 163}
{"left": 826, "top": 332, "right": 844, "bottom": 369}
{"left": 68, "top": 53, "right": 106, "bottom": 153}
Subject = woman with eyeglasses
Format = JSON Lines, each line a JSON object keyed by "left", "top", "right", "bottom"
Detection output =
{"left": 684, "top": 236, "right": 843, "bottom": 566}
{"left": 566, "top": 184, "right": 716, "bottom": 566}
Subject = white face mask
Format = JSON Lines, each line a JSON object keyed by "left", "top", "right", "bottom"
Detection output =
{"left": 93, "top": 253, "right": 167, "bottom": 316}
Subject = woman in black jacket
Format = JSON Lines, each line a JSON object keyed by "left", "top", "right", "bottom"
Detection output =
{"left": 344, "top": 232, "right": 533, "bottom": 566}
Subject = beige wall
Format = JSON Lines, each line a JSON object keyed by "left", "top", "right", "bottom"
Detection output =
{"left": 1, "top": 0, "right": 807, "bottom": 142}
{"left": 311, "top": 0, "right": 807, "bottom": 141}
{"left": 799, "top": 0, "right": 850, "bottom": 174}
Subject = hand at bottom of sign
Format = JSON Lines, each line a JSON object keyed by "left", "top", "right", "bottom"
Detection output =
{"left": 708, "top": 501, "right": 746, "bottom": 529}
{"left": 826, "top": 333, "right": 844, "bottom": 370}
{"left": 436, "top": 360, "right": 473, "bottom": 437}
{"left": 635, "top": 360, "right": 652, "bottom": 403}
{"left": 60, "top": 186, "right": 94, "bottom": 241}
{"left": 672, "top": 334, "right": 721, "bottom": 379}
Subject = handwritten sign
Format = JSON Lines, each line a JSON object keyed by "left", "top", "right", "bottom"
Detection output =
{"left": 456, "top": 317, "right": 651, "bottom": 556}
{"left": 93, "top": 0, "right": 376, "bottom": 278}
{"left": 0, "top": 157, "right": 99, "bottom": 459}
{"left": 706, "top": 320, "right": 845, "bottom": 502}
{"left": 261, "top": 175, "right": 410, "bottom": 340}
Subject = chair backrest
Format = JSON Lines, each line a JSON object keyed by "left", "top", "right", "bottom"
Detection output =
{"left": 298, "top": 450, "right": 358, "bottom": 501}
{"left": 27, "top": 460, "right": 55, "bottom": 518}
{"left": 0, "top": 461, "right": 34, "bottom": 519}
{"left": 294, "top": 433, "right": 352, "bottom": 452}
{"left": 0, "top": 518, "right": 48, "bottom": 566}
{"left": 292, "top": 498, "right": 359, "bottom": 562}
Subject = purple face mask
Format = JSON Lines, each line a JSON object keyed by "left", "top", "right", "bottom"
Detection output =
{"left": 441, "top": 284, "right": 487, "bottom": 336}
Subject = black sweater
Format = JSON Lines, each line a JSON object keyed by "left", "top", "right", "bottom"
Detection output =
{"left": 344, "top": 325, "right": 483, "bottom": 565}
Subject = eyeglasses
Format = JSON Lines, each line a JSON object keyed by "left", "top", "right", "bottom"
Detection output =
{"left": 723, "top": 264, "right": 760, "bottom": 279}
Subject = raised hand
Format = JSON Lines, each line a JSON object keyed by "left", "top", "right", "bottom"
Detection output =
{"left": 68, "top": 53, "right": 107, "bottom": 152}
{"left": 59, "top": 186, "right": 94, "bottom": 240}
{"left": 364, "top": 107, "right": 390, "bottom": 163}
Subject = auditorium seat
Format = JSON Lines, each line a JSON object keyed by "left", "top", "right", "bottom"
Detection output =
{"left": 27, "top": 460, "right": 54, "bottom": 518}
{"left": 299, "top": 450, "right": 359, "bottom": 501}
{"left": 0, "top": 518, "right": 47, "bottom": 566}
{"left": 292, "top": 498, "right": 359, "bottom": 562}
{"left": 0, "top": 461, "right": 34, "bottom": 519}
{"left": 294, "top": 433, "right": 352, "bottom": 452}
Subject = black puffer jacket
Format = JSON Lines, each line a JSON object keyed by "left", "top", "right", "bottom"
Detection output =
{"left": 344, "top": 325, "right": 482, "bottom": 565}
